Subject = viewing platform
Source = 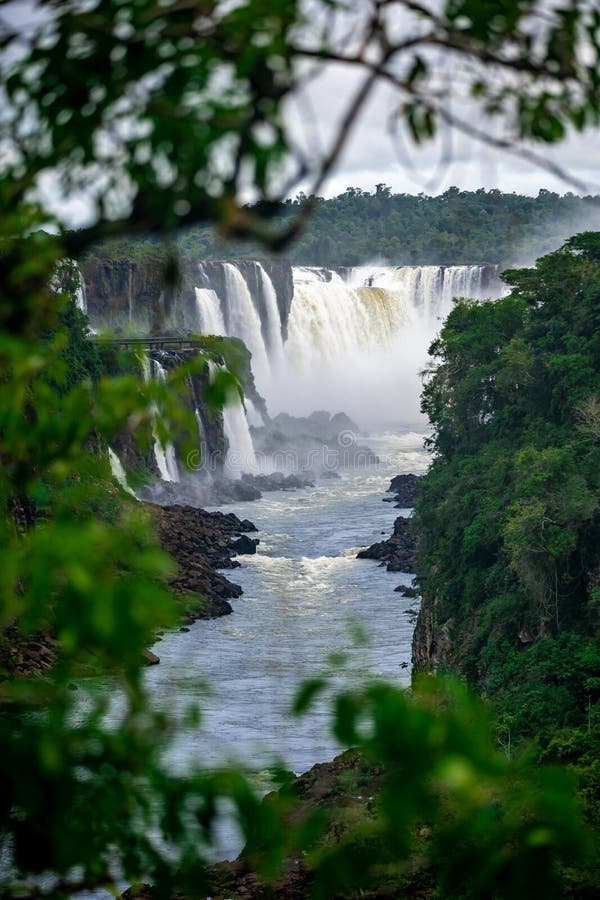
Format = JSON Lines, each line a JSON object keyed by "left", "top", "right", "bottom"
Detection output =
{"left": 90, "top": 336, "right": 207, "bottom": 352}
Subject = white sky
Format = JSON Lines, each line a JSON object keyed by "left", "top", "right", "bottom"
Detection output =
{"left": 284, "top": 64, "right": 600, "bottom": 200}
{"left": 3, "top": 0, "right": 599, "bottom": 226}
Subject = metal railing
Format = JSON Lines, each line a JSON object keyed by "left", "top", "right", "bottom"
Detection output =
{"left": 90, "top": 336, "right": 207, "bottom": 352}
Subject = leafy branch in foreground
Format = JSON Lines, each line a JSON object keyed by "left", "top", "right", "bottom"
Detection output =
{"left": 1, "top": 1, "right": 599, "bottom": 896}
{"left": 1, "top": 1, "right": 599, "bottom": 254}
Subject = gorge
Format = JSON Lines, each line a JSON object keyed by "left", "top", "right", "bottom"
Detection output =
{"left": 84, "top": 258, "right": 504, "bottom": 487}
{"left": 76, "top": 256, "right": 507, "bottom": 865}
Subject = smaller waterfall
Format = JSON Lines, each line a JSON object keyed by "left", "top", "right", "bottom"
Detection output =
{"left": 208, "top": 361, "right": 257, "bottom": 479}
{"left": 221, "top": 263, "right": 272, "bottom": 396}
{"left": 256, "top": 263, "right": 285, "bottom": 367}
{"left": 194, "top": 286, "right": 226, "bottom": 335}
{"left": 75, "top": 276, "right": 87, "bottom": 314}
{"left": 245, "top": 398, "right": 265, "bottom": 428}
{"left": 140, "top": 354, "right": 180, "bottom": 483}
{"left": 108, "top": 447, "right": 138, "bottom": 498}
{"left": 223, "top": 399, "right": 259, "bottom": 479}
{"left": 152, "top": 359, "right": 180, "bottom": 483}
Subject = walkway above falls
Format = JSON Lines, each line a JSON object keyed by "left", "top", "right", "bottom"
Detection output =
{"left": 90, "top": 336, "right": 208, "bottom": 352}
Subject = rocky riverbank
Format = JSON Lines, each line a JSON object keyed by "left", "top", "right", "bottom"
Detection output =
{"left": 356, "top": 474, "right": 420, "bottom": 575}
{"left": 382, "top": 472, "right": 420, "bottom": 507}
{"left": 123, "top": 748, "right": 433, "bottom": 900}
{"left": 152, "top": 504, "right": 258, "bottom": 620}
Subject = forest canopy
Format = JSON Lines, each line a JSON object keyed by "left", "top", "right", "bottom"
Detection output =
{"left": 176, "top": 186, "right": 600, "bottom": 267}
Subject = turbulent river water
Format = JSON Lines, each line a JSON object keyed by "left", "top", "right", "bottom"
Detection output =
{"left": 134, "top": 429, "right": 426, "bottom": 859}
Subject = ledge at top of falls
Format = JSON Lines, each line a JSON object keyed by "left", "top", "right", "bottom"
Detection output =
{"left": 79, "top": 255, "right": 295, "bottom": 338}
{"left": 78, "top": 254, "right": 503, "bottom": 339}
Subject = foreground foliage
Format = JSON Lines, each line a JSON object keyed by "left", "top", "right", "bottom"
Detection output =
{"left": 1, "top": 0, "right": 600, "bottom": 896}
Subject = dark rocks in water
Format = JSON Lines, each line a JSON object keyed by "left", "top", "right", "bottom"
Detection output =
{"left": 241, "top": 471, "right": 314, "bottom": 492}
{"left": 384, "top": 473, "right": 421, "bottom": 508}
{"left": 394, "top": 584, "right": 420, "bottom": 598}
{"left": 239, "top": 517, "right": 258, "bottom": 532}
{"left": 356, "top": 516, "right": 416, "bottom": 574}
{"left": 211, "top": 476, "right": 263, "bottom": 502}
{"left": 143, "top": 648, "right": 160, "bottom": 666}
{"left": 231, "top": 534, "right": 259, "bottom": 555}
{"left": 152, "top": 504, "right": 258, "bottom": 620}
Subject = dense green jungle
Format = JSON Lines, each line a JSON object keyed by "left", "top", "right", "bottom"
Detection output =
{"left": 2, "top": 0, "right": 600, "bottom": 896}
{"left": 83, "top": 188, "right": 600, "bottom": 273}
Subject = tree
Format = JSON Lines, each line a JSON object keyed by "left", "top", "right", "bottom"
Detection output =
{"left": 1, "top": 2, "right": 600, "bottom": 897}
{"left": 1, "top": 0, "right": 599, "bottom": 255}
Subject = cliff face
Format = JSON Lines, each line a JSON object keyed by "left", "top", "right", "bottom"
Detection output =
{"left": 103, "top": 344, "right": 233, "bottom": 489}
{"left": 81, "top": 253, "right": 294, "bottom": 338}
{"left": 411, "top": 590, "right": 456, "bottom": 674}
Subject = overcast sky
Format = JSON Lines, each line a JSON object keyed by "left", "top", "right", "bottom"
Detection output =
{"left": 4, "top": 0, "right": 599, "bottom": 227}
{"left": 285, "top": 63, "right": 600, "bottom": 201}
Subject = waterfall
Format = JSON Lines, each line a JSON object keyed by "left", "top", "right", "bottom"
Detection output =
{"left": 245, "top": 397, "right": 264, "bottom": 428}
{"left": 139, "top": 354, "right": 180, "bottom": 483}
{"left": 207, "top": 361, "right": 257, "bottom": 478}
{"left": 188, "top": 260, "right": 502, "bottom": 429}
{"left": 75, "top": 274, "right": 87, "bottom": 314}
{"left": 223, "top": 399, "right": 259, "bottom": 479}
{"left": 108, "top": 447, "right": 138, "bottom": 498}
{"left": 151, "top": 359, "right": 180, "bottom": 483}
{"left": 255, "top": 263, "right": 285, "bottom": 367}
{"left": 220, "top": 263, "right": 271, "bottom": 396}
{"left": 264, "top": 264, "right": 503, "bottom": 428}
{"left": 194, "top": 286, "right": 226, "bottom": 335}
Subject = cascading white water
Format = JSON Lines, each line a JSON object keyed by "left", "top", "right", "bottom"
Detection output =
{"left": 220, "top": 263, "right": 272, "bottom": 396}
{"left": 139, "top": 354, "right": 180, "bottom": 483}
{"left": 75, "top": 276, "right": 87, "bottom": 314}
{"left": 108, "top": 447, "right": 138, "bottom": 498}
{"left": 207, "top": 360, "right": 258, "bottom": 478}
{"left": 152, "top": 359, "right": 180, "bottom": 483}
{"left": 255, "top": 263, "right": 285, "bottom": 367}
{"left": 191, "top": 261, "right": 501, "bottom": 429}
{"left": 244, "top": 397, "right": 264, "bottom": 428}
{"left": 223, "top": 400, "right": 259, "bottom": 479}
{"left": 263, "top": 264, "right": 501, "bottom": 428}
{"left": 194, "top": 286, "right": 226, "bottom": 335}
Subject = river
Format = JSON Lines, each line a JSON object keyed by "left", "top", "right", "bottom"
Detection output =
{"left": 135, "top": 429, "right": 426, "bottom": 858}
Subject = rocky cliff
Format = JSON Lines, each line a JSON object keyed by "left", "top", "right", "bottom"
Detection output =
{"left": 80, "top": 250, "right": 294, "bottom": 338}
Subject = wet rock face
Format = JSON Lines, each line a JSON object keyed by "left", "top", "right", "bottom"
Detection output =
{"left": 356, "top": 473, "right": 420, "bottom": 574}
{"left": 230, "top": 534, "right": 259, "bottom": 555}
{"left": 356, "top": 515, "right": 417, "bottom": 573}
{"left": 383, "top": 473, "right": 421, "bottom": 508}
{"left": 152, "top": 504, "right": 258, "bottom": 620}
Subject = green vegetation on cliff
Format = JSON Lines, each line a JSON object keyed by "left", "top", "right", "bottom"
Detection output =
{"left": 173, "top": 187, "right": 600, "bottom": 267}
{"left": 415, "top": 233, "right": 600, "bottom": 753}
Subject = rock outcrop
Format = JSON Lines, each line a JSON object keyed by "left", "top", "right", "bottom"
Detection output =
{"left": 383, "top": 473, "right": 421, "bottom": 508}
{"left": 241, "top": 472, "right": 314, "bottom": 492}
{"left": 152, "top": 505, "right": 258, "bottom": 620}
{"left": 356, "top": 515, "right": 417, "bottom": 573}
{"left": 251, "top": 410, "right": 378, "bottom": 476}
